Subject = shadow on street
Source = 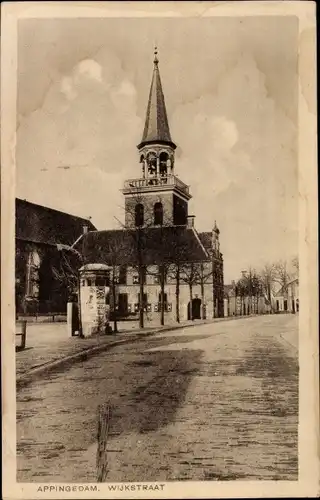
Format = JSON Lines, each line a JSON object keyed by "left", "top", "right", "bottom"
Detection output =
{"left": 106, "top": 348, "right": 203, "bottom": 436}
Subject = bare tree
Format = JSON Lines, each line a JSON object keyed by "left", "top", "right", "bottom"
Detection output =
{"left": 168, "top": 262, "right": 182, "bottom": 323}
{"left": 100, "top": 239, "right": 128, "bottom": 334}
{"left": 235, "top": 278, "right": 247, "bottom": 315}
{"left": 54, "top": 245, "right": 84, "bottom": 335}
{"left": 258, "top": 263, "right": 277, "bottom": 311}
{"left": 274, "top": 259, "right": 291, "bottom": 293}
{"left": 158, "top": 263, "right": 168, "bottom": 326}
{"left": 166, "top": 240, "right": 184, "bottom": 324}
{"left": 116, "top": 190, "right": 154, "bottom": 329}
{"left": 197, "top": 262, "right": 214, "bottom": 319}
{"left": 246, "top": 268, "right": 261, "bottom": 314}
{"left": 237, "top": 268, "right": 264, "bottom": 315}
{"left": 120, "top": 191, "right": 178, "bottom": 327}
{"left": 181, "top": 262, "right": 200, "bottom": 320}
{"left": 292, "top": 255, "right": 299, "bottom": 275}
{"left": 52, "top": 248, "right": 79, "bottom": 294}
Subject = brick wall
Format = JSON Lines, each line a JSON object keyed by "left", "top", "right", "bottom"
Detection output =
{"left": 124, "top": 192, "right": 187, "bottom": 228}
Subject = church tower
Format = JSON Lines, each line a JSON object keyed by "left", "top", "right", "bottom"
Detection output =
{"left": 123, "top": 48, "right": 192, "bottom": 228}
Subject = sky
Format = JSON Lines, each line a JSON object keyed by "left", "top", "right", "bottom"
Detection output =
{"left": 16, "top": 16, "right": 299, "bottom": 282}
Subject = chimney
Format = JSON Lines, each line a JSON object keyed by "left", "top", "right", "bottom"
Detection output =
{"left": 187, "top": 215, "right": 195, "bottom": 228}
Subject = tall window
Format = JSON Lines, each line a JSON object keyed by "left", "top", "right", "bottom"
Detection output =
{"left": 135, "top": 203, "right": 144, "bottom": 227}
{"left": 138, "top": 293, "right": 148, "bottom": 308}
{"left": 154, "top": 202, "right": 163, "bottom": 225}
{"left": 118, "top": 293, "right": 128, "bottom": 314}
{"left": 155, "top": 265, "right": 167, "bottom": 284}
{"left": 118, "top": 265, "right": 127, "bottom": 285}
{"left": 26, "top": 250, "right": 40, "bottom": 297}
{"left": 158, "top": 293, "right": 168, "bottom": 311}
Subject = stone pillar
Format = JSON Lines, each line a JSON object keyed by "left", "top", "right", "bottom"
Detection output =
{"left": 156, "top": 156, "right": 160, "bottom": 178}
{"left": 79, "top": 264, "right": 112, "bottom": 338}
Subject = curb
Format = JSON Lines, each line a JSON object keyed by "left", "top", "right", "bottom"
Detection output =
{"left": 16, "top": 314, "right": 271, "bottom": 391}
{"left": 16, "top": 320, "right": 212, "bottom": 391}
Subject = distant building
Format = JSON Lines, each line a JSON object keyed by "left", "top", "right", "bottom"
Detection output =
{"left": 76, "top": 51, "right": 225, "bottom": 322}
{"left": 224, "top": 281, "right": 269, "bottom": 317}
{"left": 15, "top": 198, "right": 96, "bottom": 315}
{"left": 273, "top": 278, "right": 299, "bottom": 313}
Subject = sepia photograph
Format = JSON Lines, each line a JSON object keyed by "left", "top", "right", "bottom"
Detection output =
{"left": 1, "top": 1, "right": 318, "bottom": 499}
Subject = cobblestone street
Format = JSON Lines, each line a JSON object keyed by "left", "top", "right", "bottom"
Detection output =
{"left": 17, "top": 314, "right": 298, "bottom": 482}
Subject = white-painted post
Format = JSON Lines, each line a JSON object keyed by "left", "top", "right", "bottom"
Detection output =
{"left": 67, "top": 302, "right": 74, "bottom": 337}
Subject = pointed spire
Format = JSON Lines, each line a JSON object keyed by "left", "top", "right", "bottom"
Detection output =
{"left": 153, "top": 45, "right": 159, "bottom": 65}
{"left": 138, "top": 48, "right": 176, "bottom": 150}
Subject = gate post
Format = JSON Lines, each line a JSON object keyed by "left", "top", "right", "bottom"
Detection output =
{"left": 67, "top": 301, "right": 74, "bottom": 337}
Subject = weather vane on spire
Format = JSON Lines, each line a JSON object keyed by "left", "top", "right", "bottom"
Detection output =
{"left": 154, "top": 45, "right": 159, "bottom": 65}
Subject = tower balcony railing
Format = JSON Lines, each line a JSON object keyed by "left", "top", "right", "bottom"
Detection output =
{"left": 123, "top": 175, "right": 190, "bottom": 196}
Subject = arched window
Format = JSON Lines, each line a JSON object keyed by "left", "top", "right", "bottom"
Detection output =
{"left": 159, "top": 152, "right": 168, "bottom": 176}
{"left": 135, "top": 203, "right": 144, "bottom": 227}
{"left": 140, "top": 154, "right": 146, "bottom": 177}
{"left": 147, "top": 151, "right": 157, "bottom": 175}
{"left": 26, "top": 250, "right": 41, "bottom": 297}
{"left": 154, "top": 202, "right": 163, "bottom": 225}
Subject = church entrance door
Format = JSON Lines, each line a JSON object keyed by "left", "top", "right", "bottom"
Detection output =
{"left": 188, "top": 298, "right": 202, "bottom": 320}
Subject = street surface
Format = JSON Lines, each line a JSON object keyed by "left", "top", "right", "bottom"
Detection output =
{"left": 17, "top": 314, "right": 298, "bottom": 482}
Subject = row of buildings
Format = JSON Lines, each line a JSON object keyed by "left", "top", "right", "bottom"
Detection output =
{"left": 223, "top": 279, "right": 299, "bottom": 316}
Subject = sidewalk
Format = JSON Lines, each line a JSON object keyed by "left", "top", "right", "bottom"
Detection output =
{"left": 16, "top": 314, "right": 272, "bottom": 389}
{"left": 16, "top": 323, "right": 161, "bottom": 378}
{"left": 16, "top": 319, "right": 217, "bottom": 387}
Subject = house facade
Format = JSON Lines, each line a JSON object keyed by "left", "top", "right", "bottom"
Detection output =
{"left": 273, "top": 278, "right": 299, "bottom": 313}
{"left": 78, "top": 50, "right": 225, "bottom": 323}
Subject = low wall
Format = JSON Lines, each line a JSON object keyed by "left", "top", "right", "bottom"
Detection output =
{"left": 16, "top": 313, "right": 67, "bottom": 323}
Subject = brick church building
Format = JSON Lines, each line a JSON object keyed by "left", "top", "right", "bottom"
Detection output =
{"left": 15, "top": 198, "right": 96, "bottom": 315}
{"left": 78, "top": 50, "right": 225, "bottom": 321}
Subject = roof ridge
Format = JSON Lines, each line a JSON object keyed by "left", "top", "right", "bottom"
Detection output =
{"left": 191, "top": 227, "right": 210, "bottom": 259}
{"left": 16, "top": 198, "right": 94, "bottom": 225}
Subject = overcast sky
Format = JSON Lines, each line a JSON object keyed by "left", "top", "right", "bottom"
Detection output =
{"left": 16, "top": 16, "right": 299, "bottom": 282}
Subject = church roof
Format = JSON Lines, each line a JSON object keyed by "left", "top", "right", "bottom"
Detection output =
{"left": 198, "top": 231, "right": 223, "bottom": 261}
{"left": 80, "top": 226, "right": 209, "bottom": 266}
{"left": 198, "top": 232, "right": 212, "bottom": 251}
{"left": 16, "top": 198, "right": 96, "bottom": 246}
{"left": 138, "top": 50, "right": 176, "bottom": 149}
